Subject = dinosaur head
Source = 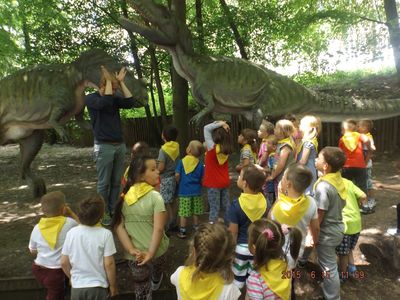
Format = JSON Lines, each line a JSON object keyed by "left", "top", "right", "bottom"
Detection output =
{"left": 74, "top": 49, "right": 148, "bottom": 103}
{"left": 119, "top": 0, "right": 192, "bottom": 52}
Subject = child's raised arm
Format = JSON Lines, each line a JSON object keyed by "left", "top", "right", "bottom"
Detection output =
{"left": 203, "top": 121, "right": 229, "bottom": 151}
{"left": 63, "top": 205, "right": 79, "bottom": 223}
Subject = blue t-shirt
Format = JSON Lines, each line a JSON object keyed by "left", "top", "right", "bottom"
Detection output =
{"left": 175, "top": 159, "right": 204, "bottom": 197}
{"left": 228, "top": 198, "right": 267, "bottom": 244}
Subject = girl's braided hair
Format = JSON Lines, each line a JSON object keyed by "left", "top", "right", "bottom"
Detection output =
{"left": 248, "top": 219, "right": 302, "bottom": 271}
{"left": 185, "top": 223, "right": 235, "bottom": 282}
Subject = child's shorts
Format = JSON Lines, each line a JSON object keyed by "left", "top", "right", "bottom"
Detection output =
{"left": 160, "top": 176, "right": 176, "bottom": 204}
{"left": 336, "top": 233, "right": 360, "bottom": 256}
{"left": 366, "top": 167, "right": 373, "bottom": 190}
{"left": 178, "top": 196, "right": 203, "bottom": 217}
{"left": 232, "top": 243, "right": 254, "bottom": 289}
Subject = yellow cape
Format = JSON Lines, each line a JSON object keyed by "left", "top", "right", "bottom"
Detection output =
{"left": 242, "top": 144, "right": 258, "bottom": 163}
{"left": 314, "top": 172, "right": 347, "bottom": 200}
{"left": 272, "top": 193, "right": 310, "bottom": 226}
{"left": 238, "top": 193, "right": 267, "bottom": 222}
{"left": 278, "top": 137, "right": 295, "bottom": 151}
{"left": 260, "top": 259, "right": 291, "bottom": 300}
{"left": 179, "top": 266, "right": 224, "bottom": 300}
{"left": 215, "top": 144, "right": 228, "bottom": 165}
{"left": 182, "top": 155, "right": 199, "bottom": 174}
{"left": 38, "top": 216, "right": 67, "bottom": 249}
{"left": 297, "top": 137, "right": 318, "bottom": 155}
{"left": 162, "top": 141, "right": 180, "bottom": 161}
{"left": 341, "top": 132, "right": 360, "bottom": 152}
{"left": 124, "top": 182, "right": 154, "bottom": 206}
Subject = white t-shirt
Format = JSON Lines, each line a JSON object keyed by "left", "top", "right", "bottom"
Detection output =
{"left": 29, "top": 217, "right": 78, "bottom": 269}
{"left": 62, "top": 225, "right": 116, "bottom": 288}
{"left": 272, "top": 195, "right": 318, "bottom": 269}
{"left": 170, "top": 266, "right": 241, "bottom": 300}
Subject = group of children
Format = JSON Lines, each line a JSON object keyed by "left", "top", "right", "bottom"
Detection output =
{"left": 29, "top": 115, "right": 377, "bottom": 300}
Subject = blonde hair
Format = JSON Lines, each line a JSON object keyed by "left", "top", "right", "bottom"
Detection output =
{"left": 188, "top": 140, "right": 204, "bottom": 158}
{"left": 185, "top": 223, "right": 235, "bottom": 282}
{"left": 358, "top": 119, "right": 373, "bottom": 132}
{"left": 275, "top": 119, "right": 295, "bottom": 139}
{"left": 260, "top": 120, "right": 275, "bottom": 136}
{"left": 300, "top": 115, "right": 321, "bottom": 140}
{"left": 41, "top": 191, "right": 66, "bottom": 216}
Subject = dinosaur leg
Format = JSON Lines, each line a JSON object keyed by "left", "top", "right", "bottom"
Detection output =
{"left": 48, "top": 107, "right": 69, "bottom": 142}
{"left": 190, "top": 88, "right": 215, "bottom": 125}
{"left": 19, "top": 130, "right": 46, "bottom": 198}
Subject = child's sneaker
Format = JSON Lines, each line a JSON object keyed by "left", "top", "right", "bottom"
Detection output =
{"left": 360, "top": 204, "right": 374, "bottom": 214}
{"left": 151, "top": 273, "right": 163, "bottom": 291}
{"left": 101, "top": 213, "right": 112, "bottom": 226}
{"left": 177, "top": 228, "right": 187, "bottom": 239}
{"left": 367, "top": 198, "right": 376, "bottom": 209}
{"left": 348, "top": 264, "right": 357, "bottom": 277}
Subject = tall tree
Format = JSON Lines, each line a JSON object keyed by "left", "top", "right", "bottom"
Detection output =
{"left": 384, "top": 0, "right": 400, "bottom": 78}
{"left": 171, "top": 0, "right": 189, "bottom": 151}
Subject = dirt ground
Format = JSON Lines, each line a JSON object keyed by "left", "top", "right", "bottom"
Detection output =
{"left": 0, "top": 144, "right": 399, "bottom": 299}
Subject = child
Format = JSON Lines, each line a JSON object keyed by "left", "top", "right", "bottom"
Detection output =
{"left": 236, "top": 128, "right": 259, "bottom": 172}
{"left": 122, "top": 141, "right": 150, "bottom": 188}
{"left": 246, "top": 219, "right": 302, "bottom": 300}
{"left": 336, "top": 178, "right": 367, "bottom": 282}
{"left": 228, "top": 164, "right": 268, "bottom": 288}
{"left": 268, "top": 119, "right": 295, "bottom": 196}
{"left": 257, "top": 120, "right": 275, "bottom": 167}
{"left": 29, "top": 191, "right": 79, "bottom": 300}
{"left": 357, "top": 119, "right": 377, "bottom": 210}
{"left": 158, "top": 125, "right": 180, "bottom": 230}
{"left": 61, "top": 194, "right": 118, "bottom": 299}
{"left": 263, "top": 136, "right": 278, "bottom": 208}
{"left": 270, "top": 164, "right": 320, "bottom": 268}
{"left": 338, "top": 119, "right": 372, "bottom": 196}
{"left": 314, "top": 146, "right": 347, "bottom": 300}
{"left": 175, "top": 140, "right": 205, "bottom": 238}
{"left": 203, "top": 121, "right": 233, "bottom": 224}
{"left": 284, "top": 113, "right": 302, "bottom": 148}
{"left": 113, "top": 154, "right": 169, "bottom": 299}
{"left": 297, "top": 115, "right": 320, "bottom": 196}
{"left": 170, "top": 223, "right": 241, "bottom": 300}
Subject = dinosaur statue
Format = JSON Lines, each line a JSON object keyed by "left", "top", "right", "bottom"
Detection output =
{"left": 0, "top": 49, "right": 148, "bottom": 198}
{"left": 119, "top": 0, "right": 400, "bottom": 125}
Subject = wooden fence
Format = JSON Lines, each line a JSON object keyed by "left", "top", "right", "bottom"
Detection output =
{"left": 68, "top": 115, "right": 400, "bottom": 153}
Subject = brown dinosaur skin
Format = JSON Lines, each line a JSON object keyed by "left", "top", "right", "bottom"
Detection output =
{"left": 120, "top": 0, "right": 400, "bottom": 125}
{"left": 0, "top": 49, "right": 148, "bottom": 198}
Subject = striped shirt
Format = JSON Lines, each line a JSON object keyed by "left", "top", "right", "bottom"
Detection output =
{"left": 246, "top": 269, "right": 282, "bottom": 300}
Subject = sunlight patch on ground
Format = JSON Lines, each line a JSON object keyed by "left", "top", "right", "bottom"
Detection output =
{"left": 38, "top": 164, "right": 56, "bottom": 170}
{"left": 51, "top": 183, "right": 66, "bottom": 187}
{"left": 8, "top": 185, "right": 29, "bottom": 191}
{"left": 0, "top": 212, "right": 39, "bottom": 223}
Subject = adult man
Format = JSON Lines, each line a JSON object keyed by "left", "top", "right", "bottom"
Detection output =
{"left": 86, "top": 66, "right": 144, "bottom": 225}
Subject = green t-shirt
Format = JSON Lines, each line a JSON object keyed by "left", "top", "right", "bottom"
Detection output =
{"left": 342, "top": 179, "right": 366, "bottom": 235}
{"left": 122, "top": 190, "right": 169, "bottom": 261}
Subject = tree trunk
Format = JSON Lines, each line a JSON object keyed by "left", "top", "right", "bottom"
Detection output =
{"left": 195, "top": 0, "right": 206, "bottom": 53}
{"left": 384, "top": 0, "right": 400, "bottom": 78}
{"left": 149, "top": 44, "right": 168, "bottom": 126}
{"left": 149, "top": 71, "right": 162, "bottom": 144}
{"left": 219, "top": 0, "right": 248, "bottom": 60}
{"left": 171, "top": 0, "right": 189, "bottom": 152}
{"left": 18, "top": 1, "right": 31, "bottom": 55}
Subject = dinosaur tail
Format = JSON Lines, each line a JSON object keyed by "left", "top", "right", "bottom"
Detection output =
{"left": 303, "top": 93, "right": 400, "bottom": 122}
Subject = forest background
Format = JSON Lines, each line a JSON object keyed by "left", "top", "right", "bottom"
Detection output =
{"left": 1, "top": 0, "right": 400, "bottom": 147}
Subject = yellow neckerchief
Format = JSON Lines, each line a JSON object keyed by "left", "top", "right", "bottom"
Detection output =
{"left": 182, "top": 155, "right": 199, "bottom": 174}
{"left": 161, "top": 141, "right": 180, "bottom": 161}
{"left": 38, "top": 216, "right": 67, "bottom": 249}
{"left": 297, "top": 137, "right": 318, "bottom": 155}
{"left": 341, "top": 132, "right": 360, "bottom": 152}
{"left": 278, "top": 137, "right": 295, "bottom": 151}
{"left": 215, "top": 144, "right": 229, "bottom": 165}
{"left": 314, "top": 172, "right": 347, "bottom": 201}
{"left": 268, "top": 152, "right": 275, "bottom": 158}
{"left": 365, "top": 132, "right": 374, "bottom": 142}
{"left": 95, "top": 222, "right": 102, "bottom": 227}
{"left": 238, "top": 193, "right": 267, "bottom": 222}
{"left": 242, "top": 144, "right": 258, "bottom": 163}
{"left": 272, "top": 193, "right": 310, "bottom": 226}
{"left": 179, "top": 265, "right": 224, "bottom": 300}
{"left": 124, "top": 182, "right": 154, "bottom": 206}
{"left": 260, "top": 259, "right": 291, "bottom": 300}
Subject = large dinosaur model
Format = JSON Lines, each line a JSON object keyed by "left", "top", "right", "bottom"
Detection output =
{"left": 120, "top": 0, "right": 400, "bottom": 124}
{"left": 0, "top": 49, "right": 148, "bottom": 198}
